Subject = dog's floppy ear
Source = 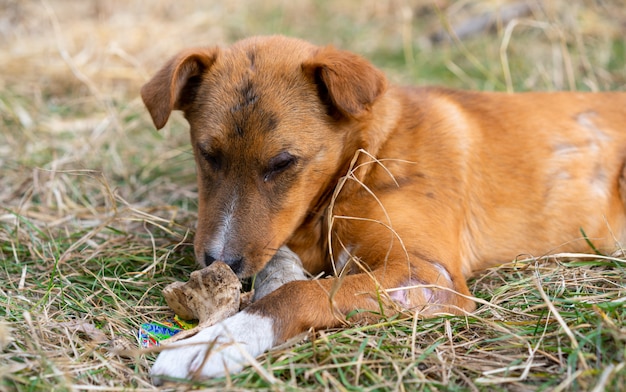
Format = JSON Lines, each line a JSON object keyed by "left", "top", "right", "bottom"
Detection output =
{"left": 141, "top": 48, "right": 218, "bottom": 129}
{"left": 302, "top": 46, "right": 387, "bottom": 119}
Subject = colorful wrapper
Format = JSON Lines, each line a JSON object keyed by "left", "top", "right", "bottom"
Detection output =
{"left": 138, "top": 316, "right": 198, "bottom": 348}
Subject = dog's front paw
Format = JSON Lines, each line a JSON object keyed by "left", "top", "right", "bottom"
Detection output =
{"left": 150, "top": 311, "right": 275, "bottom": 384}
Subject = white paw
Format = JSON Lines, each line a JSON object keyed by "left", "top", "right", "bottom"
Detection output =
{"left": 150, "top": 311, "right": 275, "bottom": 384}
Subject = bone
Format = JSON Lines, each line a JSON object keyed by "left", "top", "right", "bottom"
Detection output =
{"left": 160, "top": 246, "right": 306, "bottom": 343}
{"left": 161, "top": 261, "right": 242, "bottom": 343}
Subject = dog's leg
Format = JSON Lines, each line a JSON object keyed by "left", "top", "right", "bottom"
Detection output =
{"left": 247, "top": 257, "right": 475, "bottom": 340}
{"left": 150, "top": 253, "right": 472, "bottom": 382}
{"left": 150, "top": 245, "right": 306, "bottom": 384}
{"left": 252, "top": 246, "right": 307, "bottom": 301}
{"left": 150, "top": 309, "right": 275, "bottom": 383}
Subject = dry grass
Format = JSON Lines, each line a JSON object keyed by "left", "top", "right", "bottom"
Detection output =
{"left": 1, "top": 0, "right": 625, "bottom": 390}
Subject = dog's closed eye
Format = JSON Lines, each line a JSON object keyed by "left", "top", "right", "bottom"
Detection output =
{"left": 199, "top": 148, "right": 222, "bottom": 171}
{"left": 264, "top": 152, "right": 297, "bottom": 182}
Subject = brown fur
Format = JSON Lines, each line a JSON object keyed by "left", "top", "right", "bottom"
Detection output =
{"left": 142, "top": 36, "right": 626, "bottom": 344}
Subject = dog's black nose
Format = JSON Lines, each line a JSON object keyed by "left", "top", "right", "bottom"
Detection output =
{"left": 203, "top": 252, "right": 217, "bottom": 266}
{"left": 203, "top": 251, "right": 244, "bottom": 275}
{"left": 223, "top": 256, "right": 244, "bottom": 275}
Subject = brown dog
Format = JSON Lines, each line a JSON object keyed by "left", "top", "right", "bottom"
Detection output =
{"left": 141, "top": 35, "right": 626, "bottom": 381}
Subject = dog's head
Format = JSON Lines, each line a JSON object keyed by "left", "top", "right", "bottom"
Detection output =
{"left": 141, "top": 36, "right": 387, "bottom": 277}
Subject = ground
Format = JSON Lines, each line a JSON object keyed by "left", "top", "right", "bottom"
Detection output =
{"left": 1, "top": 0, "right": 625, "bottom": 390}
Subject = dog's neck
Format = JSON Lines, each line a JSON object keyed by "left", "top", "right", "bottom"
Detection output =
{"left": 286, "top": 90, "right": 402, "bottom": 275}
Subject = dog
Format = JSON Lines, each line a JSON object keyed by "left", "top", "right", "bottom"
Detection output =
{"left": 141, "top": 35, "right": 626, "bottom": 382}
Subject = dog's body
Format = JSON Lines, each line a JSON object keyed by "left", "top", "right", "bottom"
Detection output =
{"left": 141, "top": 36, "right": 626, "bottom": 381}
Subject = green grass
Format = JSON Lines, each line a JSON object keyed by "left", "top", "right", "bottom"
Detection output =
{"left": 1, "top": 0, "right": 626, "bottom": 390}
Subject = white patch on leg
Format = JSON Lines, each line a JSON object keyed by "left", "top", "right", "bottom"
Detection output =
{"left": 150, "top": 311, "right": 274, "bottom": 384}
{"left": 387, "top": 264, "right": 453, "bottom": 310}
{"left": 387, "top": 282, "right": 434, "bottom": 309}
{"left": 253, "top": 245, "right": 306, "bottom": 301}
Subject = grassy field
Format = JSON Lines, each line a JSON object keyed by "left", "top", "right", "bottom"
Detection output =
{"left": 1, "top": 0, "right": 625, "bottom": 390}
